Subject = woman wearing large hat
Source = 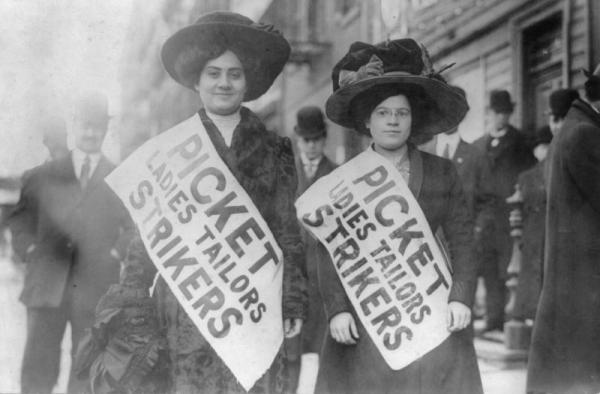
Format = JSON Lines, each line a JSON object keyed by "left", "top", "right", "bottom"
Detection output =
{"left": 76, "top": 11, "right": 307, "bottom": 394}
{"left": 315, "top": 39, "right": 482, "bottom": 394}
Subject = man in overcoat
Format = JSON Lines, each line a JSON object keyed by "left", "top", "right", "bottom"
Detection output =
{"left": 473, "top": 90, "right": 535, "bottom": 332}
{"left": 527, "top": 68, "right": 600, "bottom": 394}
{"left": 9, "top": 92, "right": 132, "bottom": 394}
{"left": 512, "top": 89, "right": 579, "bottom": 321}
{"left": 291, "top": 106, "right": 336, "bottom": 394}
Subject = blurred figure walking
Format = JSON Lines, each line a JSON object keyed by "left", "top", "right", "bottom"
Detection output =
{"left": 8, "top": 92, "right": 132, "bottom": 394}
{"left": 512, "top": 89, "right": 579, "bottom": 322}
{"left": 527, "top": 68, "right": 600, "bottom": 394}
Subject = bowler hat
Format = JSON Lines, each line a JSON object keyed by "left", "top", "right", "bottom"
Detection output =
{"left": 489, "top": 90, "right": 514, "bottom": 114}
{"left": 325, "top": 39, "right": 468, "bottom": 136}
{"left": 75, "top": 92, "right": 110, "bottom": 124}
{"left": 161, "top": 11, "right": 290, "bottom": 101}
{"left": 549, "top": 89, "right": 579, "bottom": 118}
{"left": 294, "top": 106, "right": 327, "bottom": 139}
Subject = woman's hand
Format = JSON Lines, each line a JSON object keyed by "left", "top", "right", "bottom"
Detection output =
{"left": 330, "top": 312, "right": 359, "bottom": 345}
{"left": 284, "top": 318, "right": 303, "bottom": 338}
{"left": 447, "top": 301, "right": 471, "bottom": 332}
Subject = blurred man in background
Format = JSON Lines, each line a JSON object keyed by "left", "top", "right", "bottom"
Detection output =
{"left": 512, "top": 88, "right": 578, "bottom": 323}
{"left": 291, "top": 106, "right": 336, "bottom": 394}
{"left": 473, "top": 90, "right": 536, "bottom": 333}
{"left": 8, "top": 92, "right": 131, "bottom": 394}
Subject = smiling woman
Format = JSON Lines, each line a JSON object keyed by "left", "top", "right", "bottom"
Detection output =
{"left": 195, "top": 50, "right": 248, "bottom": 116}
{"left": 75, "top": 10, "right": 308, "bottom": 394}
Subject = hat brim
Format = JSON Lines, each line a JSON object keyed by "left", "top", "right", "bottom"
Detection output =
{"left": 294, "top": 126, "right": 326, "bottom": 139}
{"left": 161, "top": 22, "right": 290, "bottom": 101}
{"left": 325, "top": 73, "right": 469, "bottom": 136}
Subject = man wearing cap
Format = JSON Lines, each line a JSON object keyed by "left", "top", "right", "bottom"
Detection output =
{"left": 473, "top": 90, "right": 536, "bottom": 332}
{"left": 527, "top": 68, "right": 600, "bottom": 393}
{"left": 292, "top": 106, "right": 336, "bottom": 394}
{"left": 8, "top": 92, "right": 132, "bottom": 394}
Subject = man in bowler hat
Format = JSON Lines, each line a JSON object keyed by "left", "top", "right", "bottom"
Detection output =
{"left": 473, "top": 90, "right": 535, "bottom": 332}
{"left": 548, "top": 88, "right": 580, "bottom": 135}
{"left": 527, "top": 66, "right": 600, "bottom": 394}
{"left": 8, "top": 92, "right": 132, "bottom": 394}
{"left": 292, "top": 106, "right": 336, "bottom": 394}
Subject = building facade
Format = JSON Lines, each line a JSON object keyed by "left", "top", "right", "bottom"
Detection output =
{"left": 117, "top": 0, "right": 599, "bottom": 160}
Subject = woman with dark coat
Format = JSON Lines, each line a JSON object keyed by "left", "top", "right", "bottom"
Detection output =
{"left": 75, "top": 11, "right": 307, "bottom": 394}
{"left": 314, "top": 39, "right": 483, "bottom": 394}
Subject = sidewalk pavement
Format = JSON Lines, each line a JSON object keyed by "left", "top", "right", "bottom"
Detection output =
{"left": 476, "top": 336, "right": 527, "bottom": 394}
{"left": 0, "top": 257, "right": 528, "bottom": 394}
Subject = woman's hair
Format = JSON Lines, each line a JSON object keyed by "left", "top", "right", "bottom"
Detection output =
{"left": 173, "top": 40, "right": 260, "bottom": 93}
{"left": 350, "top": 83, "right": 438, "bottom": 143}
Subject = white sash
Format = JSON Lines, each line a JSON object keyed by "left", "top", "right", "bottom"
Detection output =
{"left": 106, "top": 115, "right": 284, "bottom": 391}
{"left": 295, "top": 148, "right": 452, "bottom": 370}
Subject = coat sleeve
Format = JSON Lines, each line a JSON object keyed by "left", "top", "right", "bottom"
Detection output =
{"left": 274, "top": 137, "right": 308, "bottom": 320}
{"left": 441, "top": 163, "right": 478, "bottom": 307}
{"left": 7, "top": 169, "right": 38, "bottom": 260}
{"left": 565, "top": 124, "right": 600, "bottom": 214}
{"left": 317, "top": 241, "right": 353, "bottom": 321}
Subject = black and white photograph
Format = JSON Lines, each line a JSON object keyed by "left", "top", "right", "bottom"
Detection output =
{"left": 1, "top": 1, "right": 599, "bottom": 393}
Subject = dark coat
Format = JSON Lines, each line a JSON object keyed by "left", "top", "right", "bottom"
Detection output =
{"left": 512, "top": 161, "right": 546, "bottom": 321}
{"left": 8, "top": 154, "right": 131, "bottom": 310}
{"left": 94, "top": 108, "right": 308, "bottom": 394}
{"left": 295, "top": 155, "right": 337, "bottom": 353}
{"left": 316, "top": 147, "right": 482, "bottom": 394}
{"left": 527, "top": 99, "right": 600, "bottom": 394}
{"left": 452, "top": 139, "right": 484, "bottom": 217}
{"left": 472, "top": 126, "right": 536, "bottom": 274}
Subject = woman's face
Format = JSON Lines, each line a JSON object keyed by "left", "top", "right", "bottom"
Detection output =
{"left": 366, "top": 94, "right": 412, "bottom": 151}
{"left": 195, "top": 50, "right": 247, "bottom": 115}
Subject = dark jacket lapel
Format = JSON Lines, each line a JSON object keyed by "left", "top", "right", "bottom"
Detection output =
{"left": 408, "top": 145, "right": 423, "bottom": 199}
{"left": 453, "top": 139, "right": 469, "bottom": 163}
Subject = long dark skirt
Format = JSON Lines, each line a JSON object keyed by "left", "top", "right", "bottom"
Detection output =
{"left": 316, "top": 318, "right": 482, "bottom": 394}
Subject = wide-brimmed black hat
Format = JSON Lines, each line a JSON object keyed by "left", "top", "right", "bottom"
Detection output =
{"left": 294, "top": 106, "right": 327, "bottom": 139}
{"left": 325, "top": 39, "right": 468, "bottom": 136}
{"left": 161, "top": 11, "right": 290, "bottom": 101}
{"left": 489, "top": 90, "right": 514, "bottom": 113}
{"left": 548, "top": 88, "right": 579, "bottom": 118}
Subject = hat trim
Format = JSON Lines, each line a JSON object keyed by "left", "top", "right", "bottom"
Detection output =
{"left": 325, "top": 73, "right": 468, "bottom": 136}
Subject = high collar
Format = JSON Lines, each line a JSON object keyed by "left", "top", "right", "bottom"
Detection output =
{"left": 572, "top": 99, "right": 600, "bottom": 125}
{"left": 72, "top": 148, "right": 102, "bottom": 179}
{"left": 300, "top": 152, "right": 323, "bottom": 166}
{"left": 198, "top": 106, "right": 271, "bottom": 181}
{"left": 203, "top": 108, "right": 242, "bottom": 147}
